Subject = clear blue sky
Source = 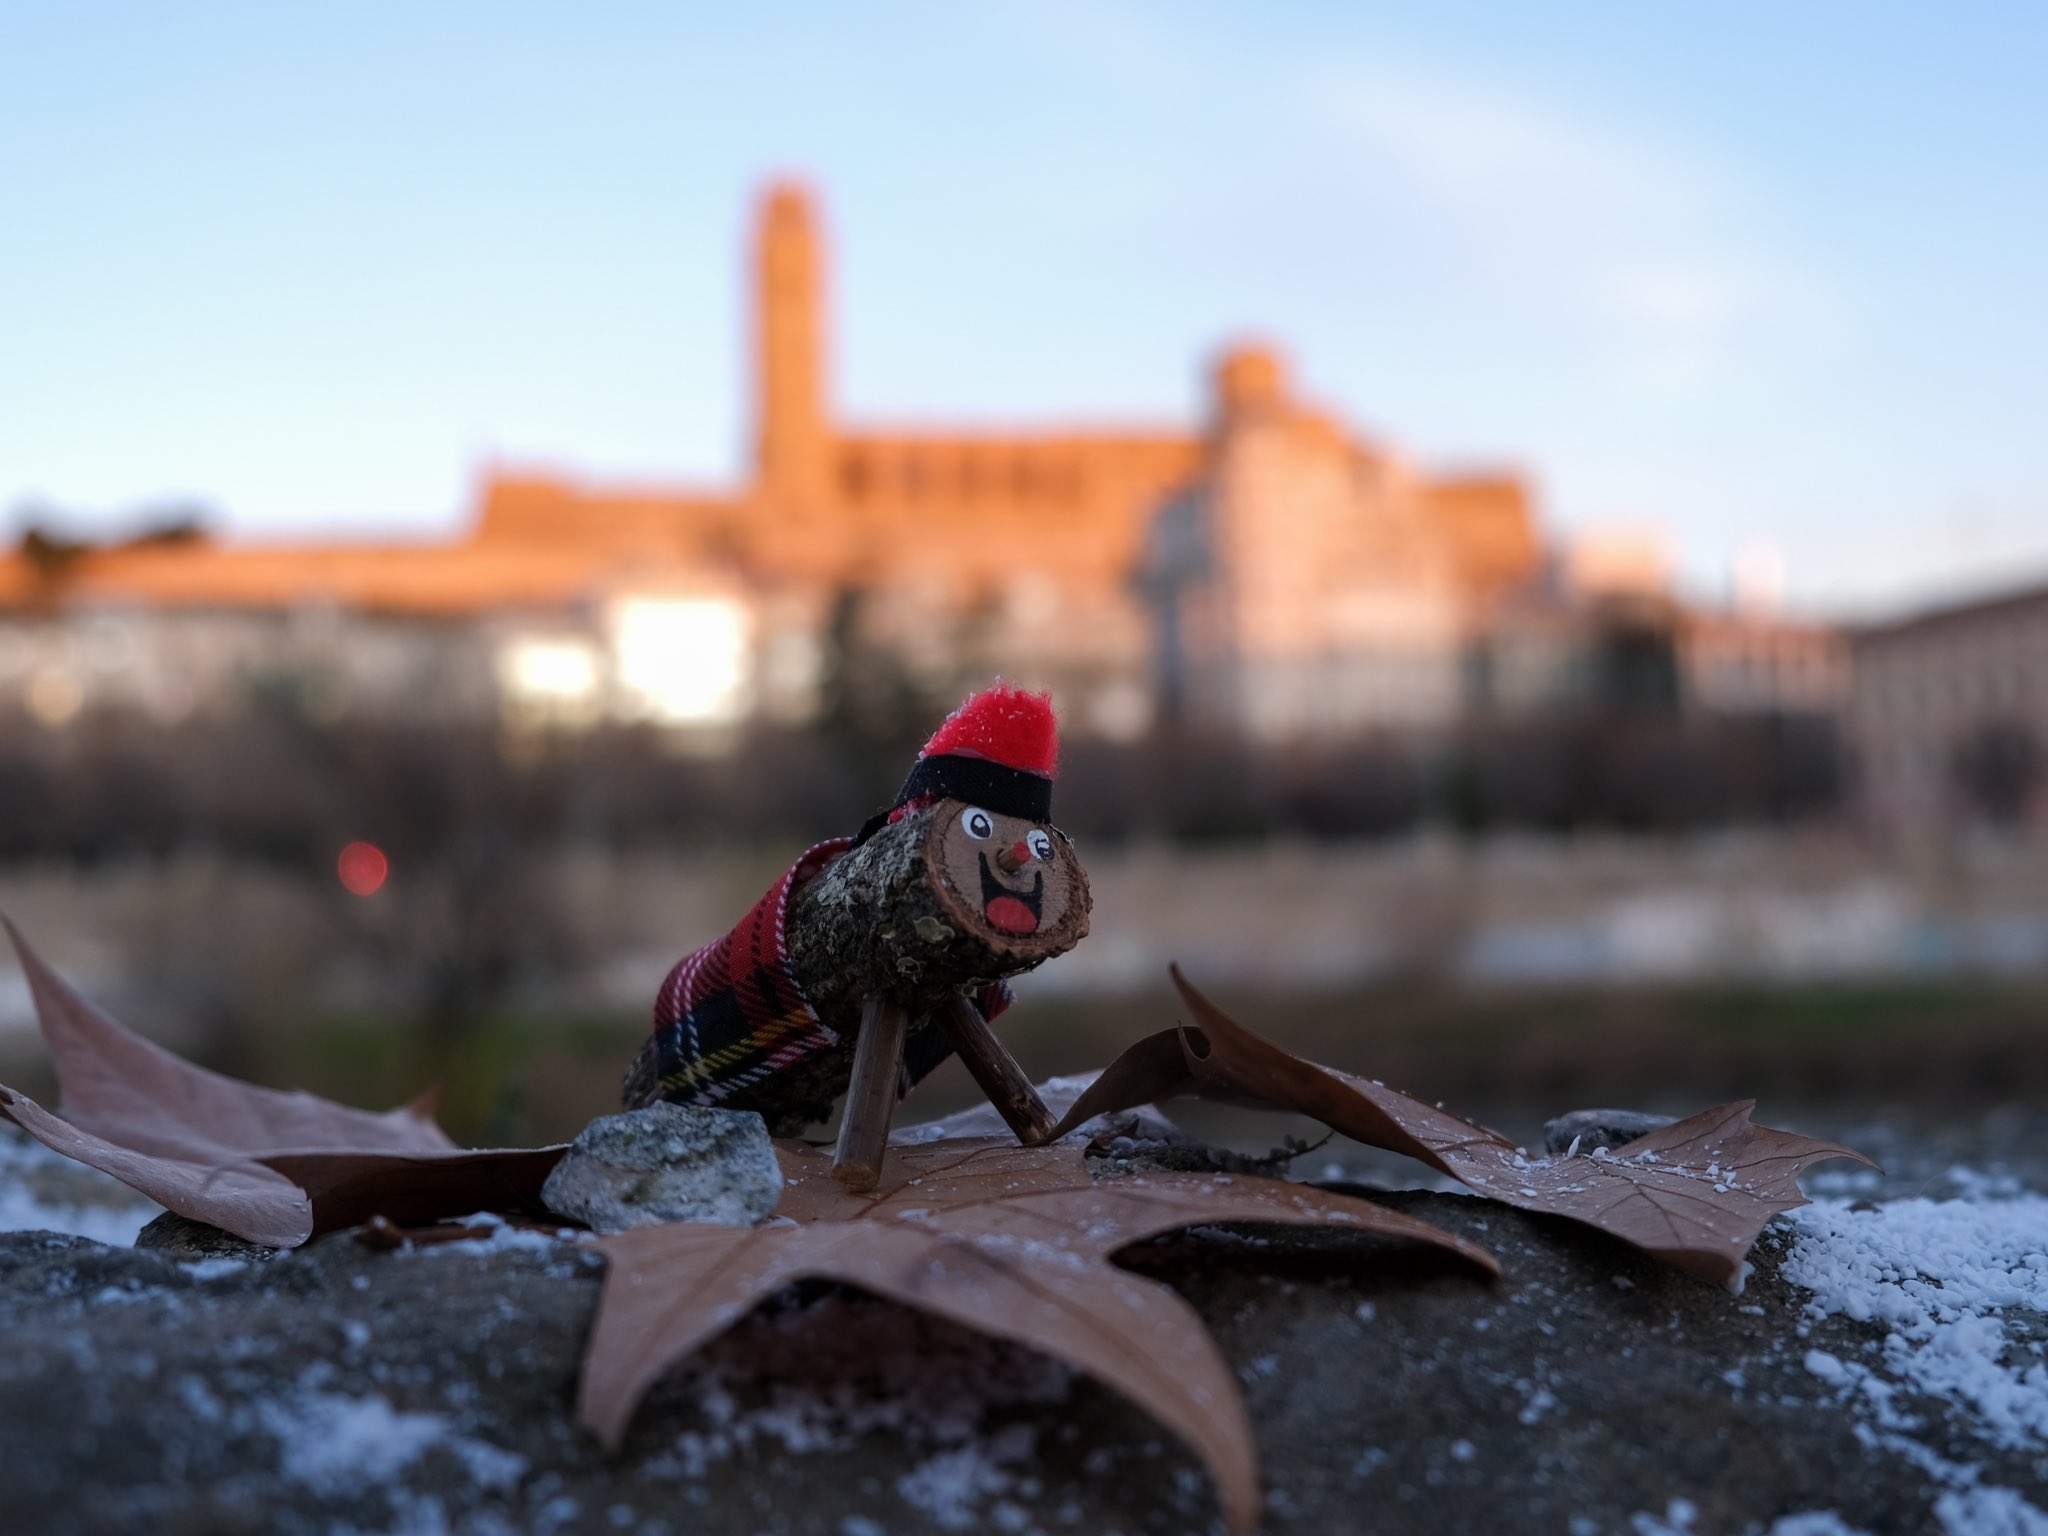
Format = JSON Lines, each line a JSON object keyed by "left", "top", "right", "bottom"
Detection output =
{"left": 4, "top": 2, "right": 2043, "bottom": 616}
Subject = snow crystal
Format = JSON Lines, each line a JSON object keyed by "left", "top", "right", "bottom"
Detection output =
{"left": 1784, "top": 1196, "right": 2048, "bottom": 1450}
{"left": 177, "top": 1376, "right": 225, "bottom": 1424}
{"left": 1768, "top": 1515, "right": 1872, "bottom": 1536}
{"left": 638, "top": 1299, "right": 1072, "bottom": 1511}
{"left": 91, "top": 1283, "right": 158, "bottom": 1304}
{"left": 261, "top": 1392, "right": 455, "bottom": 1491}
{"left": 1782, "top": 1191, "right": 2048, "bottom": 1533}
{"left": 967, "top": 1231, "right": 1089, "bottom": 1272}
{"left": 1631, "top": 1497, "right": 1698, "bottom": 1535}
{"left": 180, "top": 1257, "right": 248, "bottom": 1281}
{"left": 1804, "top": 1349, "right": 1851, "bottom": 1387}
{"left": 1933, "top": 1486, "right": 2048, "bottom": 1536}
{"left": 258, "top": 1390, "right": 526, "bottom": 1495}
{"left": 403, "top": 1212, "right": 582, "bottom": 1258}
{"left": 896, "top": 1425, "right": 1039, "bottom": 1532}
{"left": 1517, "top": 1386, "right": 1557, "bottom": 1426}
{"left": 448, "top": 1435, "right": 528, "bottom": 1491}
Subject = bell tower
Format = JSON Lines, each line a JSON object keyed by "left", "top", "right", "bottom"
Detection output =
{"left": 753, "top": 181, "right": 832, "bottom": 504}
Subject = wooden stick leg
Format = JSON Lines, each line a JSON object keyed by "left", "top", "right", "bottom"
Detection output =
{"left": 832, "top": 995, "right": 910, "bottom": 1190}
{"left": 937, "top": 993, "right": 1057, "bottom": 1146}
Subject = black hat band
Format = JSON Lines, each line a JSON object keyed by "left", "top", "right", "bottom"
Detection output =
{"left": 853, "top": 753, "right": 1054, "bottom": 846}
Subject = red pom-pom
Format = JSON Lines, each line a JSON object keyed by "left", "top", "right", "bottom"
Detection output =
{"left": 919, "top": 684, "right": 1058, "bottom": 778}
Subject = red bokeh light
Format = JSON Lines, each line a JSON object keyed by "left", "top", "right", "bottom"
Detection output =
{"left": 337, "top": 841, "right": 390, "bottom": 897}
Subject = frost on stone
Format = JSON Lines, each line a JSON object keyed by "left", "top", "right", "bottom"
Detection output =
{"left": 396, "top": 1211, "right": 589, "bottom": 1259}
{"left": 634, "top": 1303, "right": 1073, "bottom": 1535}
{"left": 1782, "top": 1187, "right": 2048, "bottom": 1534}
{"left": 896, "top": 1425, "right": 1040, "bottom": 1532}
{"left": 1933, "top": 1486, "right": 2048, "bottom": 1536}
{"left": 257, "top": 1390, "right": 526, "bottom": 1496}
{"left": 0, "top": 1127, "right": 158, "bottom": 1246}
{"left": 1630, "top": 1497, "right": 1698, "bottom": 1535}
{"left": 179, "top": 1256, "right": 249, "bottom": 1281}
{"left": 1767, "top": 1515, "right": 1874, "bottom": 1536}
{"left": 1785, "top": 1196, "right": 2048, "bottom": 1450}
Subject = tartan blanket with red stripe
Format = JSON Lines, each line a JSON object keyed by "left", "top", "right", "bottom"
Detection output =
{"left": 644, "top": 838, "right": 1011, "bottom": 1112}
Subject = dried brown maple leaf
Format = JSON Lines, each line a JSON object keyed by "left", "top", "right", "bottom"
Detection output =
{"left": 1048, "top": 966, "right": 1876, "bottom": 1287}
{"left": 0, "top": 916, "right": 563, "bottom": 1246}
{"left": 580, "top": 1136, "right": 1498, "bottom": 1534}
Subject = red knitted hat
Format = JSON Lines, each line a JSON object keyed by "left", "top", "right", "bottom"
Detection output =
{"left": 918, "top": 684, "right": 1058, "bottom": 778}
{"left": 856, "top": 684, "right": 1059, "bottom": 843}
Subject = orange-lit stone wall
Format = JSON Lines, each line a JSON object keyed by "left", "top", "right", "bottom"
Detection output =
{"left": 2, "top": 179, "right": 1557, "bottom": 738}
{"left": 468, "top": 185, "right": 1540, "bottom": 619}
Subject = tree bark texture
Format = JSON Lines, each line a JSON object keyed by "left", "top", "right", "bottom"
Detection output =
{"left": 751, "top": 805, "right": 1088, "bottom": 1134}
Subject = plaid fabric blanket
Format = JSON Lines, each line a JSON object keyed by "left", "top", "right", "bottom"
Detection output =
{"left": 636, "top": 838, "right": 1010, "bottom": 1115}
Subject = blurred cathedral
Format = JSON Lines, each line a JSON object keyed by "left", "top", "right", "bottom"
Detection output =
{"left": 0, "top": 182, "right": 1838, "bottom": 743}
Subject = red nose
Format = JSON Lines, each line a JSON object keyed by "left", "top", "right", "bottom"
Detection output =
{"left": 1010, "top": 839, "right": 1035, "bottom": 866}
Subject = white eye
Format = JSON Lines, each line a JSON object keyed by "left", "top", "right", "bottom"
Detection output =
{"left": 1027, "top": 829, "right": 1054, "bottom": 861}
{"left": 961, "top": 807, "right": 995, "bottom": 840}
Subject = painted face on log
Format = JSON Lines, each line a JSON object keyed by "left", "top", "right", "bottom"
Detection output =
{"left": 924, "top": 800, "right": 1089, "bottom": 959}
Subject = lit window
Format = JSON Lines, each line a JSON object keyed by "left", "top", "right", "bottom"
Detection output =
{"left": 610, "top": 596, "right": 750, "bottom": 725}
{"left": 499, "top": 638, "right": 602, "bottom": 704}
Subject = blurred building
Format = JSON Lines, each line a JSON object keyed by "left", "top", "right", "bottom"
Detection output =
{"left": 1851, "top": 581, "right": 2048, "bottom": 829}
{"left": 1462, "top": 528, "right": 1847, "bottom": 726}
{"left": 2, "top": 180, "right": 1839, "bottom": 744}
{"left": 458, "top": 183, "right": 1545, "bottom": 740}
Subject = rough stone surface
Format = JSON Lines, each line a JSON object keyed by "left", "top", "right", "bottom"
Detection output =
{"left": 2, "top": 1109, "right": 2042, "bottom": 1534}
{"left": 1542, "top": 1107, "right": 1679, "bottom": 1156}
{"left": 134, "top": 1212, "right": 284, "bottom": 1263}
{"left": 540, "top": 1103, "right": 781, "bottom": 1233}
{"left": 0, "top": 1180, "right": 2039, "bottom": 1534}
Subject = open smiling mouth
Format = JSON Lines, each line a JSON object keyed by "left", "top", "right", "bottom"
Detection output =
{"left": 978, "top": 852, "right": 1045, "bottom": 936}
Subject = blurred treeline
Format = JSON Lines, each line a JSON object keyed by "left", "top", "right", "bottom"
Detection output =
{"left": 0, "top": 699, "right": 1849, "bottom": 867}
{"left": 18, "top": 692, "right": 2048, "bottom": 1142}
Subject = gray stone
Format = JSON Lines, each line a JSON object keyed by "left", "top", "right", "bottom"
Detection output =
{"left": 540, "top": 1102, "right": 782, "bottom": 1233}
{"left": 0, "top": 1162, "right": 2034, "bottom": 1536}
{"left": 133, "top": 1212, "right": 283, "bottom": 1262}
{"left": 1543, "top": 1106, "right": 1678, "bottom": 1156}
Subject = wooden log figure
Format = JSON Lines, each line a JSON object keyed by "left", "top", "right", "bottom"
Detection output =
{"left": 622, "top": 685, "right": 1092, "bottom": 1188}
